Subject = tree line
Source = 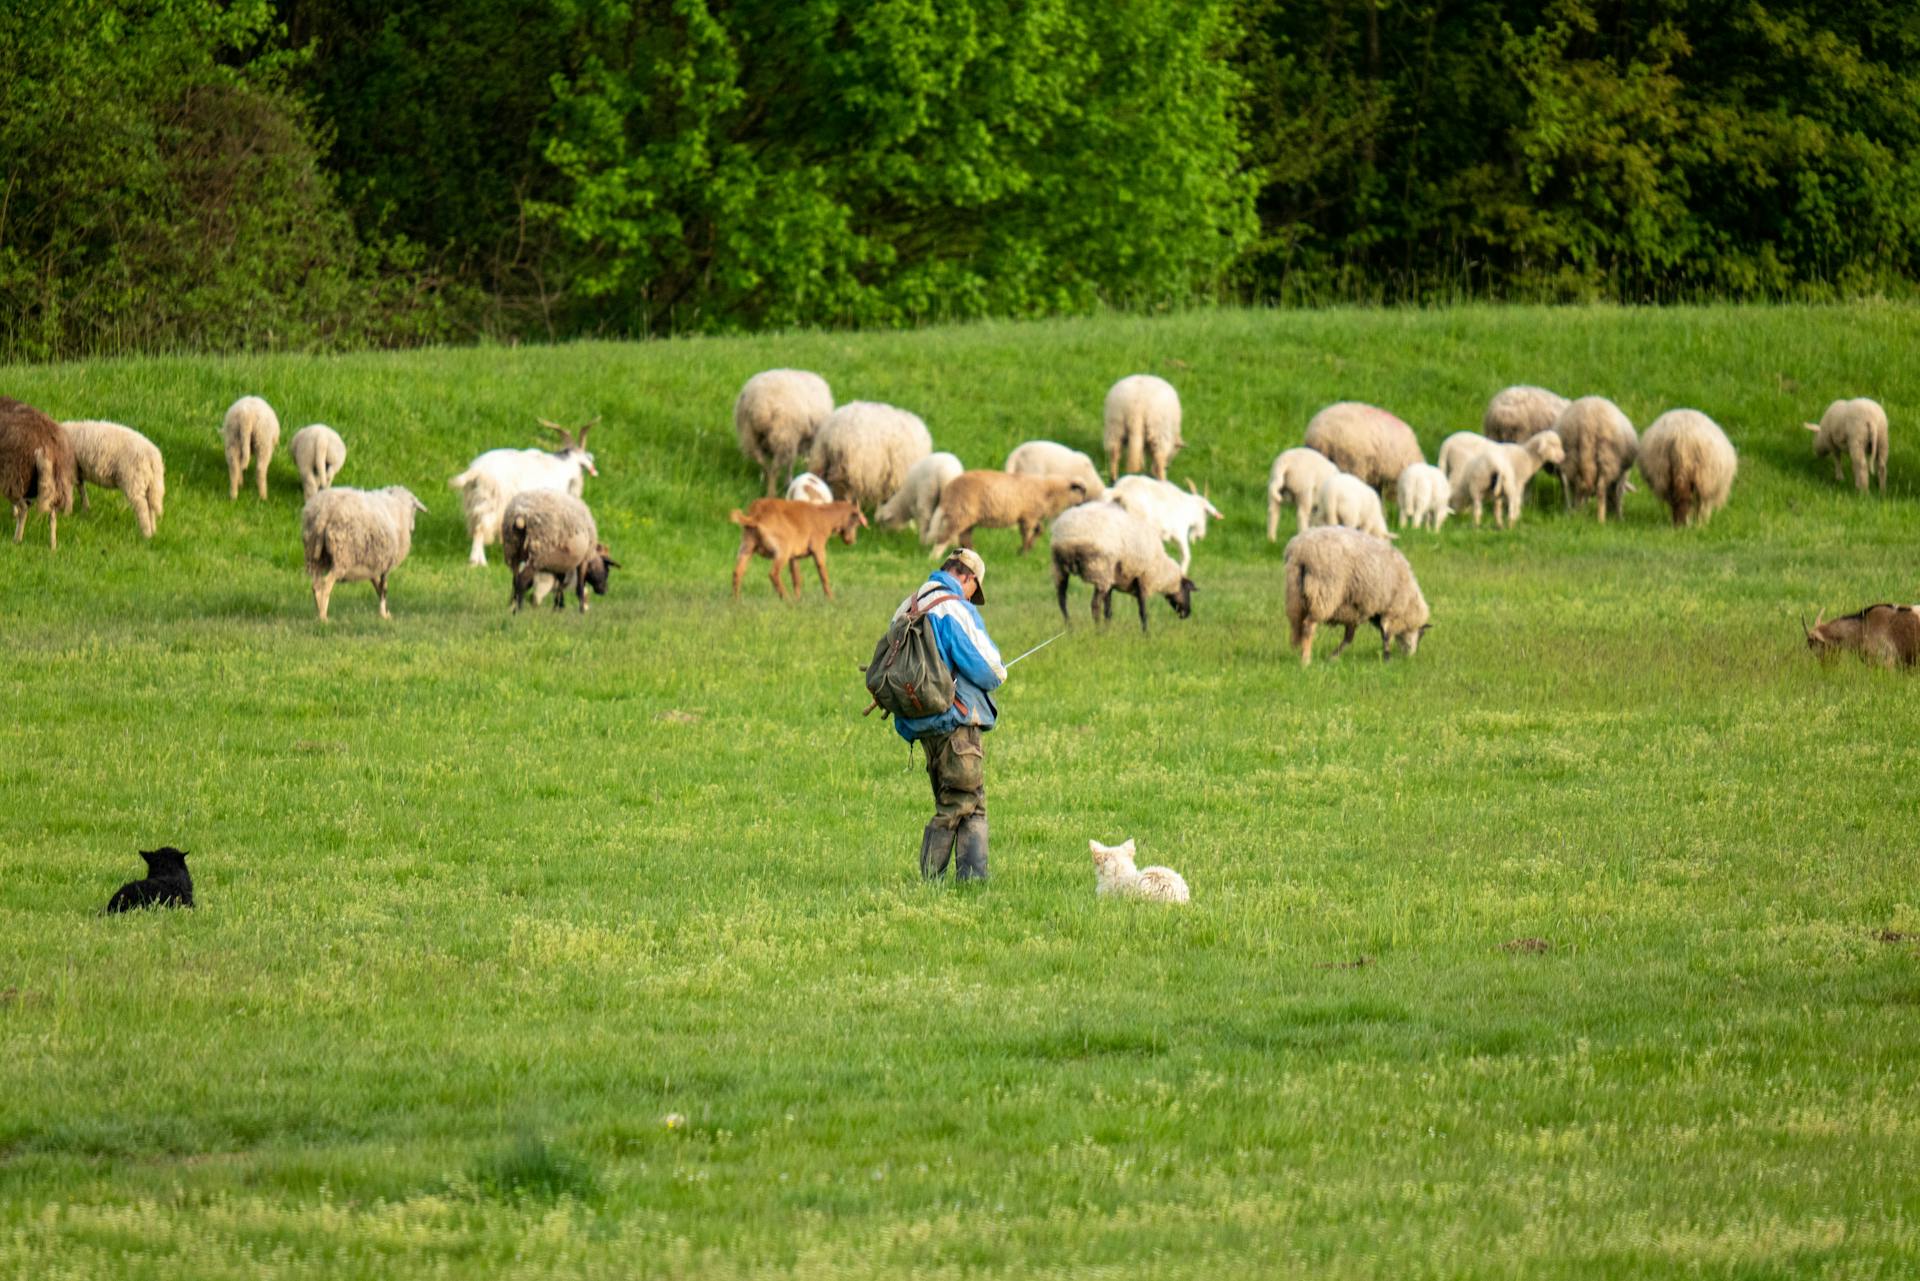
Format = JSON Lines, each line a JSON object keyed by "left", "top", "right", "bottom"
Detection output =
{"left": 3, "top": 0, "right": 1915, "bottom": 358}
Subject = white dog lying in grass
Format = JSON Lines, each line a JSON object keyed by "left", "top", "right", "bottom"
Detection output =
{"left": 1090, "top": 838, "right": 1189, "bottom": 903}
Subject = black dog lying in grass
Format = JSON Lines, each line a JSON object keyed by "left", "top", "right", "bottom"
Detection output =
{"left": 105, "top": 847, "right": 194, "bottom": 913}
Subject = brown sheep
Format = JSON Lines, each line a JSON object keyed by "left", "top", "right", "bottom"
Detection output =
{"left": 1803, "top": 605, "right": 1920, "bottom": 668}
{"left": 924, "top": 471, "right": 1091, "bottom": 559}
{"left": 1, "top": 396, "right": 77, "bottom": 549}
{"left": 728, "top": 498, "right": 867, "bottom": 601}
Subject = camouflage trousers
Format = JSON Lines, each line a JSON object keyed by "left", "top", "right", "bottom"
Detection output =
{"left": 918, "top": 726, "right": 988, "bottom": 881}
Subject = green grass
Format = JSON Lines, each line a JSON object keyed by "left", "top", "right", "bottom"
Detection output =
{"left": 3, "top": 305, "right": 1919, "bottom": 1278}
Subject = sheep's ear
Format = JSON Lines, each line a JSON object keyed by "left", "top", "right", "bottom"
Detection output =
{"left": 1119, "top": 839, "right": 1135, "bottom": 855}
{"left": 1803, "top": 422, "right": 1820, "bottom": 433}
{"left": 410, "top": 495, "right": 429, "bottom": 514}
{"left": 1813, "top": 607, "right": 1825, "bottom": 629}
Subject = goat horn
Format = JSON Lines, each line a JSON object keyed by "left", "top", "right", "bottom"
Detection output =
{"left": 576, "top": 416, "right": 599, "bottom": 445}
{"left": 1186, "top": 478, "right": 1199, "bottom": 495}
{"left": 1800, "top": 612, "right": 1810, "bottom": 639}
{"left": 1813, "top": 607, "right": 1824, "bottom": 629}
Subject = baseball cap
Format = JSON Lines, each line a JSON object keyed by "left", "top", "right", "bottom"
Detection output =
{"left": 948, "top": 548, "right": 986, "bottom": 603}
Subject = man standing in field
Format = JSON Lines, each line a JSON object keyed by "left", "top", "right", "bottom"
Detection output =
{"left": 891, "top": 549, "right": 1006, "bottom": 882}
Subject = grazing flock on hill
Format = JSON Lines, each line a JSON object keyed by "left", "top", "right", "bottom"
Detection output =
{"left": 0, "top": 368, "right": 1905, "bottom": 665}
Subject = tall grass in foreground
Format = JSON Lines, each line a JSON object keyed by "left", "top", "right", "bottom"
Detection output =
{"left": 1, "top": 305, "right": 1918, "bottom": 1278}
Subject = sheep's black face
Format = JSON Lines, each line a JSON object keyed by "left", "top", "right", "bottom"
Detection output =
{"left": 140, "top": 847, "right": 190, "bottom": 874}
{"left": 583, "top": 557, "right": 616, "bottom": 597}
{"left": 1166, "top": 577, "right": 1195, "bottom": 620}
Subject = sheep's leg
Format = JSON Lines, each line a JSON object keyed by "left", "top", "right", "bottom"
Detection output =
{"left": 1090, "top": 587, "right": 1106, "bottom": 625}
{"left": 468, "top": 530, "right": 488, "bottom": 566}
{"left": 1133, "top": 586, "right": 1150, "bottom": 633}
{"left": 312, "top": 573, "right": 335, "bottom": 622}
{"left": 1328, "top": 623, "right": 1357, "bottom": 660}
{"left": 1378, "top": 622, "right": 1392, "bottom": 662}
{"left": 47, "top": 510, "right": 56, "bottom": 550}
{"left": 375, "top": 575, "right": 391, "bottom": 620}
{"left": 13, "top": 502, "right": 26, "bottom": 542}
{"left": 1852, "top": 447, "right": 1870, "bottom": 491}
{"left": 226, "top": 449, "right": 244, "bottom": 500}
{"left": 764, "top": 465, "right": 779, "bottom": 498}
{"left": 576, "top": 569, "right": 590, "bottom": 613}
{"left": 1296, "top": 504, "right": 1311, "bottom": 535}
{"left": 1107, "top": 447, "right": 1120, "bottom": 485}
{"left": 1055, "top": 572, "right": 1071, "bottom": 623}
{"left": 254, "top": 446, "right": 270, "bottom": 500}
{"left": 814, "top": 551, "right": 834, "bottom": 601}
{"left": 1472, "top": 495, "right": 1483, "bottom": 527}
{"left": 510, "top": 569, "right": 527, "bottom": 613}
{"left": 1298, "top": 619, "right": 1316, "bottom": 667}
{"left": 1102, "top": 588, "right": 1115, "bottom": 623}
{"left": 77, "top": 479, "right": 89, "bottom": 512}
{"left": 131, "top": 492, "right": 153, "bottom": 538}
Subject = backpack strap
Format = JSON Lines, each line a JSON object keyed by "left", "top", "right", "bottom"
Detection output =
{"left": 909, "top": 590, "right": 962, "bottom": 620}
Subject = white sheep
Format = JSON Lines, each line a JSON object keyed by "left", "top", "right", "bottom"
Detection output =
{"left": 875, "top": 451, "right": 963, "bottom": 540}
{"left": 1282, "top": 525, "right": 1430, "bottom": 667}
{"left": 221, "top": 395, "right": 280, "bottom": 501}
{"left": 1005, "top": 440, "right": 1107, "bottom": 501}
{"left": 735, "top": 369, "right": 834, "bottom": 496}
{"left": 1639, "top": 409, "right": 1737, "bottom": 526}
{"left": 1450, "top": 432, "right": 1565, "bottom": 528}
{"left": 784, "top": 471, "right": 834, "bottom": 504}
{"left": 1805, "top": 398, "right": 1888, "bottom": 493}
{"left": 1102, "top": 375, "right": 1183, "bottom": 482}
{"left": 1048, "top": 500, "right": 1196, "bottom": 631}
{"left": 1483, "top": 385, "right": 1570, "bottom": 443}
{"left": 1436, "top": 430, "right": 1498, "bottom": 485}
{"left": 1309, "top": 471, "right": 1395, "bottom": 540}
{"left": 1552, "top": 397, "right": 1638, "bottom": 521}
{"left": 299, "top": 485, "right": 427, "bottom": 622}
{"left": 1395, "top": 463, "right": 1451, "bottom": 532}
{"left": 290, "top": 424, "right": 347, "bottom": 499}
{"left": 806, "top": 401, "right": 932, "bottom": 511}
{"left": 501, "top": 488, "right": 619, "bottom": 613}
{"left": 59, "top": 420, "right": 165, "bottom": 538}
{"left": 1266, "top": 447, "right": 1338, "bottom": 541}
{"left": 1108, "top": 474, "right": 1223, "bottom": 574}
{"left": 1301, "top": 402, "right": 1425, "bottom": 491}
{"left": 448, "top": 418, "right": 597, "bottom": 566}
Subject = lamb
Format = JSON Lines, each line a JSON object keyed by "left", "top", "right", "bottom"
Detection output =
{"left": 299, "top": 485, "right": 428, "bottom": 622}
{"left": 1552, "top": 396, "right": 1638, "bottom": 521}
{"left": 1103, "top": 375, "right": 1184, "bottom": 482}
{"left": 1436, "top": 430, "right": 1498, "bottom": 484}
{"left": 785, "top": 471, "right": 834, "bottom": 504}
{"left": 1309, "top": 471, "right": 1395, "bottom": 540}
{"left": 1483, "top": 385, "right": 1570, "bottom": 443}
{"left": 1450, "top": 432, "right": 1566, "bottom": 528}
{"left": 874, "top": 451, "right": 964, "bottom": 540}
{"left": 1282, "top": 525, "right": 1430, "bottom": 667}
{"left": 1805, "top": 398, "right": 1888, "bottom": 493}
{"left": 728, "top": 497, "right": 867, "bottom": 600}
{"left": 59, "top": 419, "right": 165, "bottom": 538}
{"left": 290, "top": 423, "right": 347, "bottom": 499}
{"left": 1090, "top": 839, "right": 1190, "bottom": 904}
{"left": 221, "top": 395, "right": 280, "bottom": 501}
{"left": 924, "top": 470, "right": 1092, "bottom": 560}
{"left": 1266, "top": 447, "right": 1338, "bottom": 540}
{"left": 1638, "top": 409, "right": 1737, "bottom": 527}
{"left": 448, "top": 418, "right": 597, "bottom": 566}
{"left": 1108, "top": 475, "right": 1223, "bottom": 574}
{"left": 1006, "top": 439, "right": 1107, "bottom": 502}
{"left": 735, "top": 369, "right": 834, "bottom": 496}
{"left": 1, "top": 396, "right": 76, "bottom": 549}
{"left": 501, "top": 488, "right": 619, "bottom": 613}
{"left": 806, "top": 401, "right": 932, "bottom": 512}
{"left": 1048, "top": 500, "right": 1196, "bottom": 631}
{"left": 1395, "top": 463, "right": 1452, "bottom": 532}
{"left": 1803, "top": 604, "right": 1920, "bottom": 669}
{"left": 1301, "top": 402, "right": 1425, "bottom": 490}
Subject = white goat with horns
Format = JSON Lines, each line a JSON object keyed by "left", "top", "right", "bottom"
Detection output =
{"left": 449, "top": 418, "right": 599, "bottom": 566}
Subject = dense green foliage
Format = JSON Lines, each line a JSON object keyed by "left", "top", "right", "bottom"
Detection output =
{"left": 2, "top": 305, "right": 1918, "bottom": 1276}
{"left": 2, "top": 2, "right": 1919, "bottom": 352}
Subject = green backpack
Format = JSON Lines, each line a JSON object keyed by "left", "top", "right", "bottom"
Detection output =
{"left": 863, "top": 591, "right": 961, "bottom": 720}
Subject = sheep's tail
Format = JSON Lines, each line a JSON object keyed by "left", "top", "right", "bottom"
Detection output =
{"left": 1124, "top": 420, "right": 1145, "bottom": 475}
{"left": 30, "top": 447, "right": 53, "bottom": 504}
{"left": 448, "top": 468, "right": 476, "bottom": 490}
{"left": 148, "top": 463, "right": 166, "bottom": 520}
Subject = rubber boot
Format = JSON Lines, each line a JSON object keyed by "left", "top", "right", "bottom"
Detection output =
{"left": 955, "top": 814, "right": 989, "bottom": 882}
{"left": 919, "top": 820, "right": 957, "bottom": 879}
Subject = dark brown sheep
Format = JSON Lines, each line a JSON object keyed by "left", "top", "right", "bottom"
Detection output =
{"left": 1, "top": 396, "right": 77, "bottom": 549}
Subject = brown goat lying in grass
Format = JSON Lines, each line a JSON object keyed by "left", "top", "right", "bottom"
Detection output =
{"left": 729, "top": 498, "right": 867, "bottom": 600}
{"left": 1804, "top": 604, "right": 1920, "bottom": 668}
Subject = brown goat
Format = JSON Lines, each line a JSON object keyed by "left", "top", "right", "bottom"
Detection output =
{"left": 1803, "top": 604, "right": 1920, "bottom": 669}
{"left": 729, "top": 498, "right": 867, "bottom": 600}
{"left": 1, "top": 397, "right": 77, "bottom": 549}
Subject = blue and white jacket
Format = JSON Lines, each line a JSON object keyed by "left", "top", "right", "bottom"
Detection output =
{"left": 891, "top": 570, "right": 1007, "bottom": 742}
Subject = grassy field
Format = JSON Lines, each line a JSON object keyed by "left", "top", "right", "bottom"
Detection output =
{"left": 3, "top": 305, "right": 1918, "bottom": 1279}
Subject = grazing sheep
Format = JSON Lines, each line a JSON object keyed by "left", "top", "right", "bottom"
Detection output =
{"left": 1301, "top": 402, "right": 1425, "bottom": 491}
{"left": 1805, "top": 398, "right": 1888, "bottom": 494}
{"left": 735, "top": 369, "right": 834, "bottom": 496}
{"left": 59, "top": 419, "right": 165, "bottom": 538}
{"left": 1282, "top": 525, "right": 1430, "bottom": 667}
{"left": 785, "top": 471, "right": 834, "bottom": 504}
{"left": 1048, "top": 500, "right": 1196, "bottom": 631}
{"left": 300, "top": 485, "right": 428, "bottom": 622}
{"left": 806, "top": 401, "right": 932, "bottom": 512}
{"left": 1803, "top": 604, "right": 1920, "bottom": 669}
{"left": 290, "top": 424, "right": 347, "bottom": 499}
{"left": 448, "top": 418, "right": 597, "bottom": 566}
{"left": 1450, "top": 432, "right": 1566, "bottom": 529}
{"left": 1483, "top": 385, "right": 1570, "bottom": 443}
{"left": 875, "top": 451, "right": 964, "bottom": 540}
{"left": 924, "top": 470, "right": 1091, "bottom": 560}
{"left": 1005, "top": 440, "right": 1107, "bottom": 502}
{"left": 1552, "top": 396, "right": 1638, "bottom": 521}
{"left": 1, "top": 396, "right": 76, "bottom": 549}
{"left": 502, "top": 488, "right": 619, "bottom": 614}
{"left": 728, "top": 498, "right": 867, "bottom": 600}
{"left": 1103, "top": 375, "right": 1184, "bottom": 482}
{"left": 1395, "top": 463, "right": 1452, "bottom": 532}
{"left": 1310, "top": 471, "right": 1395, "bottom": 540}
{"left": 1436, "top": 430, "right": 1499, "bottom": 485}
{"left": 1638, "top": 409, "right": 1737, "bottom": 527}
{"left": 1266, "top": 446, "right": 1338, "bottom": 541}
{"left": 221, "top": 395, "right": 280, "bottom": 501}
{"left": 1108, "top": 475, "right": 1223, "bottom": 574}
